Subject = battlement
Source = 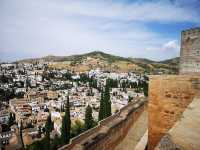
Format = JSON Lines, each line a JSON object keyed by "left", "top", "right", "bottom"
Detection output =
{"left": 182, "top": 27, "right": 200, "bottom": 36}
{"left": 179, "top": 27, "right": 200, "bottom": 75}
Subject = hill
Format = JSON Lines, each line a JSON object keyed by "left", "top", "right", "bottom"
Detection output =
{"left": 159, "top": 57, "right": 180, "bottom": 65}
{"left": 16, "top": 51, "right": 179, "bottom": 74}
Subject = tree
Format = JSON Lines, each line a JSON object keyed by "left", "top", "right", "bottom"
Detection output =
{"left": 121, "top": 80, "right": 127, "bottom": 92}
{"left": 19, "top": 121, "right": 24, "bottom": 149}
{"left": 45, "top": 114, "right": 53, "bottom": 133}
{"left": 8, "top": 113, "right": 15, "bottom": 127}
{"left": 128, "top": 96, "right": 132, "bottom": 103}
{"left": 51, "top": 134, "right": 60, "bottom": 150}
{"left": 26, "top": 140, "right": 43, "bottom": 150}
{"left": 89, "top": 77, "right": 98, "bottom": 89}
{"left": 43, "top": 114, "right": 53, "bottom": 150}
{"left": 70, "top": 120, "right": 85, "bottom": 138}
{"left": 143, "top": 82, "right": 148, "bottom": 97}
{"left": 85, "top": 105, "right": 94, "bottom": 130}
{"left": 43, "top": 132, "right": 50, "bottom": 150}
{"left": 64, "top": 72, "right": 72, "bottom": 80}
{"left": 107, "top": 78, "right": 118, "bottom": 88}
{"left": 60, "top": 104, "right": 65, "bottom": 112}
{"left": 26, "top": 136, "right": 51, "bottom": 150}
{"left": 98, "top": 80, "right": 112, "bottom": 121}
{"left": 98, "top": 91, "right": 105, "bottom": 121}
{"left": 61, "top": 95, "right": 71, "bottom": 144}
{"left": 104, "top": 84, "right": 111, "bottom": 117}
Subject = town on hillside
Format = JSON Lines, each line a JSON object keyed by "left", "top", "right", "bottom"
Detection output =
{"left": 1, "top": 0, "right": 199, "bottom": 149}
{"left": 0, "top": 61, "right": 148, "bottom": 149}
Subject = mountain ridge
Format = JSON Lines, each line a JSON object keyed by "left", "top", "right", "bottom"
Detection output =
{"left": 16, "top": 51, "right": 177, "bottom": 63}
{"left": 16, "top": 51, "right": 179, "bottom": 74}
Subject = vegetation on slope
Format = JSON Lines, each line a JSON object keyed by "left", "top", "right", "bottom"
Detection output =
{"left": 16, "top": 51, "right": 179, "bottom": 74}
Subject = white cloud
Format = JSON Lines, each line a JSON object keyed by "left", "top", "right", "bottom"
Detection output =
{"left": 0, "top": 0, "right": 199, "bottom": 61}
{"left": 144, "top": 40, "right": 180, "bottom": 60}
{"left": 163, "top": 40, "right": 180, "bottom": 51}
{"left": 53, "top": 0, "right": 199, "bottom": 23}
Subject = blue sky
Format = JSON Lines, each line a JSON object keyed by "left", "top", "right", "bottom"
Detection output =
{"left": 0, "top": 0, "right": 200, "bottom": 62}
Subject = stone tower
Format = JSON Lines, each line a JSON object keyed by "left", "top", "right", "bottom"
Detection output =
{"left": 179, "top": 27, "right": 200, "bottom": 74}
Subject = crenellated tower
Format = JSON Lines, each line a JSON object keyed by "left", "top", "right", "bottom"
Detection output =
{"left": 179, "top": 27, "right": 200, "bottom": 74}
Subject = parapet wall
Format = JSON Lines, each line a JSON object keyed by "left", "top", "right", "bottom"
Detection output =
{"left": 59, "top": 98, "right": 147, "bottom": 150}
{"left": 148, "top": 75, "right": 200, "bottom": 150}
{"left": 155, "top": 95, "right": 200, "bottom": 150}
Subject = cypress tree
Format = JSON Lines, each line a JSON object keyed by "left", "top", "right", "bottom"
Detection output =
{"left": 43, "top": 114, "right": 53, "bottom": 150}
{"left": 104, "top": 83, "right": 111, "bottom": 117}
{"left": 45, "top": 114, "right": 53, "bottom": 133}
{"left": 128, "top": 96, "right": 132, "bottom": 103}
{"left": 43, "top": 132, "right": 50, "bottom": 150}
{"left": 98, "top": 80, "right": 112, "bottom": 121}
{"left": 85, "top": 105, "right": 94, "bottom": 130}
{"left": 61, "top": 95, "right": 71, "bottom": 144}
{"left": 98, "top": 91, "right": 105, "bottom": 121}
{"left": 8, "top": 112, "right": 14, "bottom": 127}
{"left": 19, "top": 121, "right": 24, "bottom": 149}
{"left": 51, "top": 134, "right": 60, "bottom": 150}
{"left": 143, "top": 81, "right": 148, "bottom": 97}
{"left": 38, "top": 126, "right": 42, "bottom": 138}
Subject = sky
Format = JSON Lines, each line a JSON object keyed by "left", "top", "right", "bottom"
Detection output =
{"left": 0, "top": 0, "right": 200, "bottom": 62}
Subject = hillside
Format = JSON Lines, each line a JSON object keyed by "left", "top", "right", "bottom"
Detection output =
{"left": 159, "top": 57, "right": 180, "bottom": 65}
{"left": 17, "top": 51, "right": 132, "bottom": 63}
{"left": 16, "top": 51, "right": 179, "bottom": 74}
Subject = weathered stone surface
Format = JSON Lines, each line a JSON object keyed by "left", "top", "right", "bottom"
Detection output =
{"left": 148, "top": 75, "right": 200, "bottom": 150}
{"left": 116, "top": 110, "right": 148, "bottom": 150}
{"left": 179, "top": 27, "right": 200, "bottom": 75}
{"left": 154, "top": 134, "right": 182, "bottom": 150}
{"left": 155, "top": 95, "right": 200, "bottom": 150}
{"left": 59, "top": 98, "right": 147, "bottom": 150}
{"left": 134, "top": 130, "right": 148, "bottom": 150}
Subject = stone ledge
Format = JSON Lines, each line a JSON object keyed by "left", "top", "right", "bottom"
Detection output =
{"left": 59, "top": 98, "right": 147, "bottom": 150}
{"left": 155, "top": 95, "right": 200, "bottom": 150}
{"left": 148, "top": 75, "right": 200, "bottom": 150}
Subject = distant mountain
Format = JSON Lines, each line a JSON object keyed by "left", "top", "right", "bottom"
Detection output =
{"left": 130, "top": 58, "right": 156, "bottom": 64}
{"left": 159, "top": 57, "right": 180, "bottom": 65}
{"left": 16, "top": 51, "right": 179, "bottom": 74}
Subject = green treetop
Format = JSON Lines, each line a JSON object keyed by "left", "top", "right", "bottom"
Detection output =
{"left": 61, "top": 95, "right": 71, "bottom": 145}
{"left": 85, "top": 105, "right": 94, "bottom": 130}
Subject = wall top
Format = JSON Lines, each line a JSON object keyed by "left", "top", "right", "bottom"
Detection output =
{"left": 181, "top": 27, "right": 200, "bottom": 35}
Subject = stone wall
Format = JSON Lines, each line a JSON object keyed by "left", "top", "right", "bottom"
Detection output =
{"left": 148, "top": 75, "right": 200, "bottom": 150}
{"left": 179, "top": 27, "right": 200, "bottom": 75}
{"left": 155, "top": 95, "right": 200, "bottom": 150}
{"left": 59, "top": 98, "right": 147, "bottom": 150}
